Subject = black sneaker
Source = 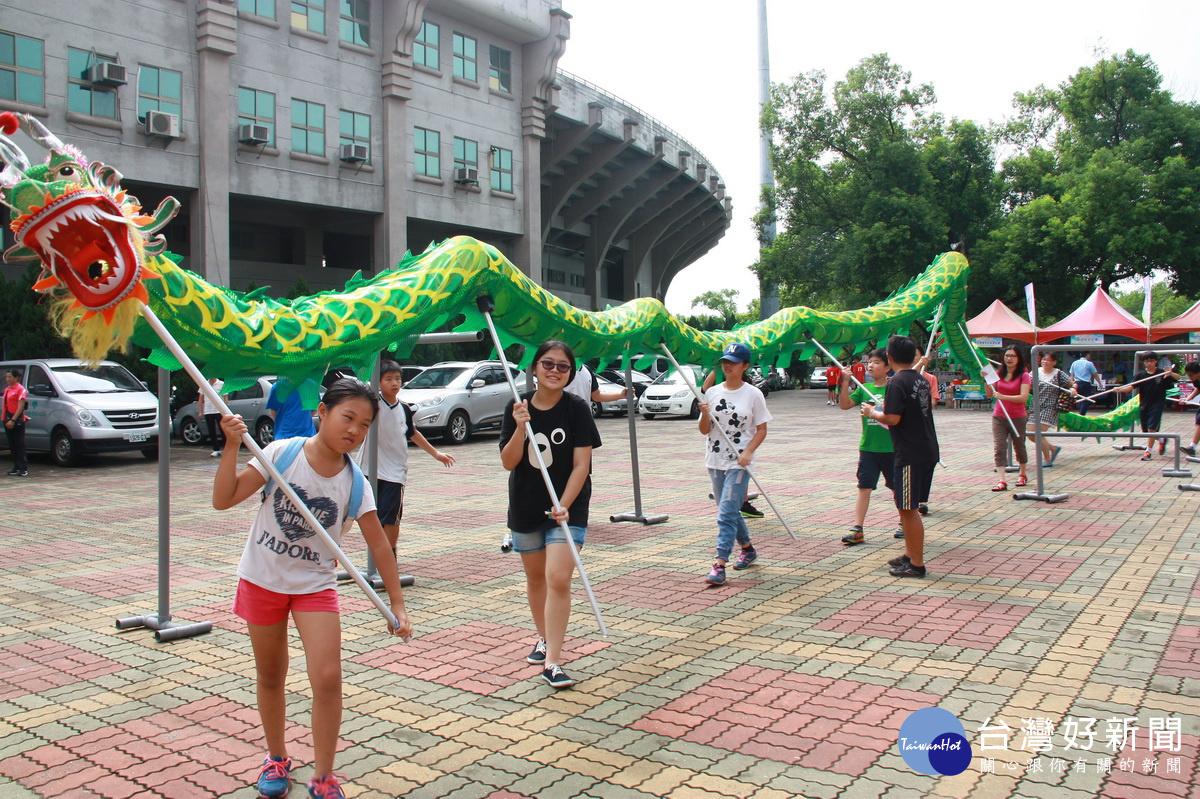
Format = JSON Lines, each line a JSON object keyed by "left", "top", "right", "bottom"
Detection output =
{"left": 17, "top": 470, "right": 27, "bottom": 477}
{"left": 917, "top": 503, "right": 929, "bottom": 516}
{"left": 1183, "top": 444, "right": 1197, "bottom": 456}
{"left": 740, "top": 501, "right": 765, "bottom": 519}
{"left": 6, "top": 469, "right": 18, "bottom": 476}
{"left": 526, "top": 637, "right": 547, "bottom": 664}
{"left": 890, "top": 562, "right": 927, "bottom": 578}
{"left": 542, "top": 664, "right": 574, "bottom": 689}
{"left": 887, "top": 554, "right": 911, "bottom": 568}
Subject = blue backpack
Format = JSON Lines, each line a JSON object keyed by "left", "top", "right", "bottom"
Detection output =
{"left": 262, "top": 437, "right": 366, "bottom": 522}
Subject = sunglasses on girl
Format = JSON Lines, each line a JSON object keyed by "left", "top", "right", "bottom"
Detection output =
{"left": 538, "top": 360, "right": 572, "bottom": 373}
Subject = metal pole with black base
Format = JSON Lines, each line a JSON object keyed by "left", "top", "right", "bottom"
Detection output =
{"left": 115, "top": 367, "right": 213, "bottom": 642}
{"left": 610, "top": 345, "right": 669, "bottom": 526}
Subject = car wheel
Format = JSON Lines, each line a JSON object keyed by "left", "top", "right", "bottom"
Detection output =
{"left": 179, "top": 416, "right": 204, "bottom": 445}
{"left": 142, "top": 447, "right": 159, "bottom": 461}
{"left": 51, "top": 428, "right": 79, "bottom": 467}
{"left": 591, "top": 400, "right": 603, "bottom": 418}
{"left": 643, "top": 413, "right": 656, "bottom": 420}
{"left": 446, "top": 411, "right": 471, "bottom": 444}
{"left": 688, "top": 399, "right": 700, "bottom": 419}
{"left": 255, "top": 417, "right": 275, "bottom": 447}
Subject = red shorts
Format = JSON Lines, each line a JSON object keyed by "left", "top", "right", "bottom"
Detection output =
{"left": 233, "top": 578, "right": 340, "bottom": 626}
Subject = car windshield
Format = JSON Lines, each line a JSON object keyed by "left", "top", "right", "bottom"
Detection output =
{"left": 601, "top": 369, "right": 651, "bottom": 383}
{"left": 405, "top": 367, "right": 466, "bottom": 389}
{"left": 652, "top": 366, "right": 703, "bottom": 386}
{"left": 51, "top": 365, "right": 146, "bottom": 393}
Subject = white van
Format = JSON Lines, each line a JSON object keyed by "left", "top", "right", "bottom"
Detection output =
{"left": 0, "top": 359, "right": 160, "bottom": 466}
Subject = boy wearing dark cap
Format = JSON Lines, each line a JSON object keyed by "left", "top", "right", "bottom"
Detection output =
{"left": 698, "top": 343, "right": 772, "bottom": 585}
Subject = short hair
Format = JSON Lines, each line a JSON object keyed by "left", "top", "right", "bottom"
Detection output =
{"left": 321, "top": 377, "right": 380, "bottom": 419}
{"left": 1184, "top": 361, "right": 1200, "bottom": 375}
{"left": 1142, "top": 352, "right": 1158, "bottom": 363}
{"left": 4, "top": 369, "right": 20, "bottom": 379}
{"left": 886, "top": 336, "right": 918, "bottom": 365}
{"left": 380, "top": 360, "right": 403, "bottom": 378}
{"left": 867, "top": 348, "right": 888, "bottom": 362}
{"left": 1040, "top": 351, "right": 1059, "bottom": 364}
{"left": 533, "top": 340, "right": 577, "bottom": 383}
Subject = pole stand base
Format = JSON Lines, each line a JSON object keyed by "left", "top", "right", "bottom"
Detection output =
{"left": 1013, "top": 491, "right": 1070, "bottom": 503}
{"left": 1005, "top": 465, "right": 1021, "bottom": 473}
{"left": 1179, "top": 484, "right": 1200, "bottom": 492}
{"left": 1112, "top": 444, "right": 1143, "bottom": 451}
{"left": 1187, "top": 456, "right": 1200, "bottom": 464}
{"left": 1162, "top": 469, "right": 1193, "bottom": 478}
{"left": 115, "top": 613, "right": 213, "bottom": 642}
{"left": 610, "top": 512, "right": 670, "bottom": 525}
{"left": 337, "top": 570, "right": 415, "bottom": 589}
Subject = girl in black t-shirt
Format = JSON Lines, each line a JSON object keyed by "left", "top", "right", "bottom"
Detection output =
{"left": 499, "top": 340, "right": 601, "bottom": 689}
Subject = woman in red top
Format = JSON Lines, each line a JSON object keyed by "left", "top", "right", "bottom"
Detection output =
{"left": 984, "top": 346, "right": 1032, "bottom": 491}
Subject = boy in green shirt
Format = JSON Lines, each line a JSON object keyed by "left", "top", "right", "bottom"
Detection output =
{"left": 838, "top": 348, "right": 900, "bottom": 545}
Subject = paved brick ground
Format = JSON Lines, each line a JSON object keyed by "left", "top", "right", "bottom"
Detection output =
{"left": 1, "top": 389, "right": 1198, "bottom": 798}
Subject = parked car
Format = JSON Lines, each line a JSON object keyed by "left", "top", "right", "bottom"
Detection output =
{"left": 174, "top": 376, "right": 278, "bottom": 448}
{"left": 401, "top": 365, "right": 426, "bottom": 385}
{"left": 397, "top": 361, "right": 526, "bottom": 444}
{"left": 638, "top": 365, "right": 706, "bottom": 419}
{"left": 596, "top": 368, "right": 653, "bottom": 398}
{"left": 0, "top": 358, "right": 160, "bottom": 466}
{"left": 808, "top": 366, "right": 829, "bottom": 389}
{"left": 592, "top": 375, "right": 629, "bottom": 418}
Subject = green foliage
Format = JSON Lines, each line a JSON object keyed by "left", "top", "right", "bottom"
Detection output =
{"left": 759, "top": 54, "right": 997, "bottom": 309}
{"left": 0, "top": 265, "right": 72, "bottom": 361}
{"left": 1113, "top": 282, "right": 1197, "bottom": 325}
{"left": 285, "top": 275, "right": 312, "bottom": 301}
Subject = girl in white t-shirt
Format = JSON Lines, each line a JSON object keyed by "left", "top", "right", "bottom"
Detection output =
{"left": 213, "top": 378, "right": 412, "bottom": 799}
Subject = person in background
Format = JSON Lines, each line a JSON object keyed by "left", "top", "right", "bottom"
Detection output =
{"left": 198, "top": 377, "right": 226, "bottom": 457}
{"left": 267, "top": 381, "right": 317, "bottom": 442}
{"left": 1029, "top": 352, "right": 1074, "bottom": 467}
{"left": 826, "top": 362, "right": 842, "bottom": 406}
{"left": 3, "top": 369, "right": 29, "bottom": 477}
{"left": 985, "top": 346, "right": 1032, "bottom": 492}
{"left": 1069, "top": 352, "right": 1100, "bottom": 415}
{"left": 1114, "top": 352, "right": 1178, "bottom": 461}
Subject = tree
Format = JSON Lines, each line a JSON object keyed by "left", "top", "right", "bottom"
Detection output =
{"left": 691, "top": 289, "right": 739, "bottom": 327}
{"left": 758, "top": 54, "right": 997, "bottom": 311}
{"left": 980, "top": 51, "right": 1200, "bottom": 314}
{"left": 1113, "top": 282, "right": 1197, "bottom": 325}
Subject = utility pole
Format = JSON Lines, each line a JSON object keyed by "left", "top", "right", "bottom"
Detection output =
{"left": 757, "top": 0, "right": 780, "bottom": 319}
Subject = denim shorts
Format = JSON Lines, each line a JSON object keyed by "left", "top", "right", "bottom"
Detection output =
{"left": 511, "top": 525, "right": 586, "bottom": 553}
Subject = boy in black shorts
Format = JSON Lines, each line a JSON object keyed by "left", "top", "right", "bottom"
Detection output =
{"left": 1115, "top": 352, "right": 1178, "bottom": 460}
{"left": 861, "top": 336, "right": 939, "bottom": 578}
{"left": 1181, "top": 361, "right": 1200, "bottom": 456}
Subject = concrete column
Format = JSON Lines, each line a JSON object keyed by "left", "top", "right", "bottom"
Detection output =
{"left": 195, "top": 0, "right": 237, "bottom": 287}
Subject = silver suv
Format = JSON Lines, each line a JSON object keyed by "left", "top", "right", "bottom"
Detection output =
{"left": 398, "top": 361, "right": 526, "bottom": 444}
{"left": 173, "top": 376, "right": 277, "bottom": 448}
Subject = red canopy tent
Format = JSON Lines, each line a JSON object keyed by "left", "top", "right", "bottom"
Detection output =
{"left": 1038, "top": 287, "right": 1150, "bottom": 342}
{"left": 1149, "top": 299, "right": 1200, "bottom": 342}
{"left": 965, "top": 299, "right": 1038, "bottom": 344}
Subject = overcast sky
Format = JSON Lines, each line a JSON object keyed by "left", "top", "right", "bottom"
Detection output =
{"left": 557, "top": 0, "right": 1200, "bottom": 314}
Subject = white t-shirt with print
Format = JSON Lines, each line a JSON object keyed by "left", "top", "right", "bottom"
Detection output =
{"left": 376, "top": 397, "right": 412, "bottom": 484}
{"left": 237, "top": 438, "right": 377, "bottom": 594}
{"left": 703, "top": 382, "right": 772, "bottom": 471}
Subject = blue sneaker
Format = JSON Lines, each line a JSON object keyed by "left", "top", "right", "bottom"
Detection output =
{"left": 308, "top": 773, "right": 346, "bottom": 799}
{"left": 256, "top": 755, "right": 291, "bottom": 798}
{"left": 733, "top": 546, "right": 758, "bottom": 569}
{"left": 526, "top": 637, "right": 547, "bottom": 664}
{"left": 705, "top": 563, "right": 726, "bottom": 585}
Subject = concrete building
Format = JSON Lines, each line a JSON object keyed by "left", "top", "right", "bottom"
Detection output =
{"left": 0, "top": 0, "right": 730, "bottom": 307}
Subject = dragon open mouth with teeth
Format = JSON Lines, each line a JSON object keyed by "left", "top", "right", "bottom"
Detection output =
{"left": 1, "top": 111, "right": 177, "bottom": 324}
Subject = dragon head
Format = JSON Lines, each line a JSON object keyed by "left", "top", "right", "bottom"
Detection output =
{"left": 1, "top": 111, "right": 180, "bottom": 357}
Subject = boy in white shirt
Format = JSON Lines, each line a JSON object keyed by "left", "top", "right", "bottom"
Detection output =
{"left": 698, "top": 343, "right": 772, "bottom": 585}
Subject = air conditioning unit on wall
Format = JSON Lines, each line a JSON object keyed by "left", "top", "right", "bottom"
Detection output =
{"left": 238, "top": 123, "right": 270, "bottom": 144}
{"left": 87, "top": 62, "right": 127, "bottom": 87}
{"left": 339, "top": 143, "right": 369, "bottom": 163}
{"left": 454, "top": 167, "right": 479, "bottom": 185}
{"left": 145, "top": 110, "right": 180, "bottom": 138}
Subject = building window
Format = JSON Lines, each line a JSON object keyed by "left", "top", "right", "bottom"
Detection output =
{"left": 569, "top": 273, "right": 585, "bottom": 289}
{"left": 137, "top": 65, "right": 182, "bottom": 124}
{"left": 238, "top": 0, "right": 275, "bottom": 18}
{"left": 0, "top": 31, "right": 44, "bottom": 106}
{"left": 339, "top": 109, "right": 370, "bottom": 162}
{"left": 339, "top": 0, "right": 368, "bottom": 47}
{"left": 414, "top": 127, "right": 439, "bottom": 178}
{"left": 67, "top": 48, "right": 118, "bottom": 118}
{"left": 452, "top": 33, "right": 476, "bottom": 81}
{"left": 413, "top": 22, "right": 438, "bottom": 69}
{"left": 453, "top": 137, "right": 477, "bottom": 171}
{"left": 291, "top": 0, "right": 325, "bottom": 33}
{"left": 291, "top": 98, "right": 325, "bottom": 155}
{"left": 490, "top": 146, "right": 512, "bottom": 192}
{"left": 488, "top": 45, "right": 511, "bottom": 93}
{"left": 543, "top": 268, "right": 565, "bottom": 285}
{"left": 238, "top": 87, "right": 275, "bottom": 146}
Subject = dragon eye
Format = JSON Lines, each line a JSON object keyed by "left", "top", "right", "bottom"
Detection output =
{"left": 54, "top": 164, "right": 77, "bottom": 179}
